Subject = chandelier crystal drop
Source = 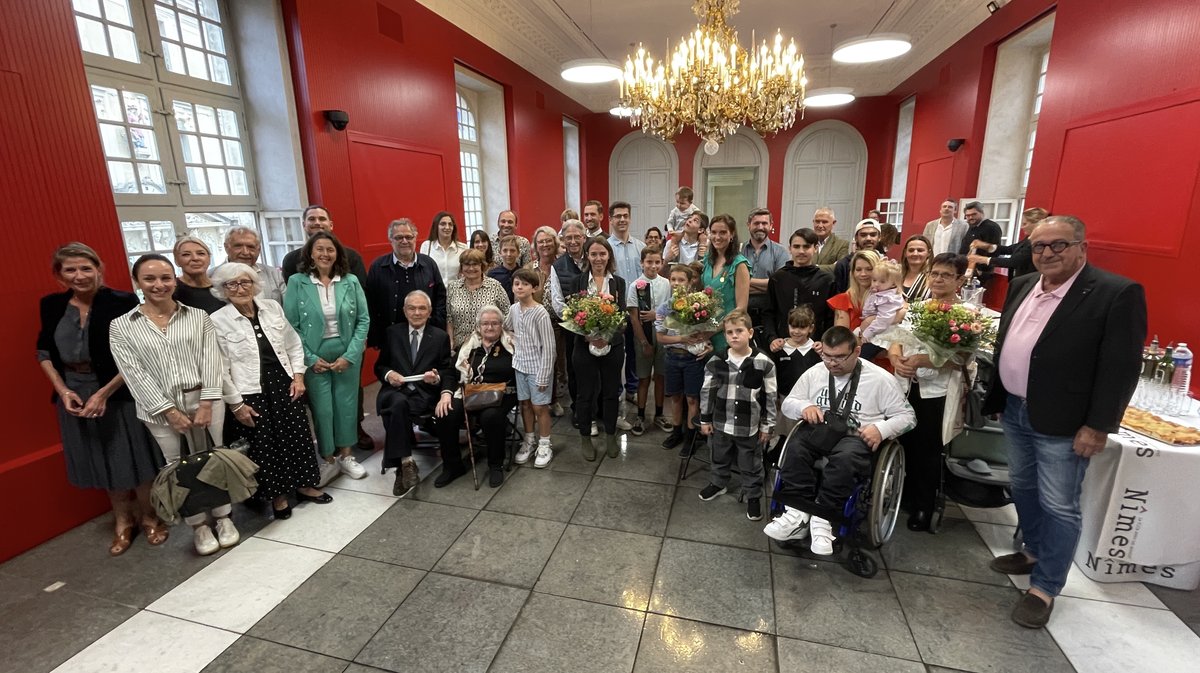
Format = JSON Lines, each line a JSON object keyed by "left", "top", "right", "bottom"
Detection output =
{"left": 618, "top": 0, "right": 806, "bottom": 147}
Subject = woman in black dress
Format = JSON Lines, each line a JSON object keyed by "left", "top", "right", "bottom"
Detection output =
{"left": 37, "top": 243, "right": 166, "bottom": 555}
{"left": 210, "top": 263, "right": 329, "bottom": 520}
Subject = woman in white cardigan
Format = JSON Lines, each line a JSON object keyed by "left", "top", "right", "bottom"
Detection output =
{"left": 211, "top": 263, "right": 330, "bottom": 520}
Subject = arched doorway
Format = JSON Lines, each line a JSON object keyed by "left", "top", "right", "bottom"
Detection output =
{"left": 609, "top": 132, "right": 678, "bottom": 234}
{"left": 783, "top": 121, "right": 868, "bottom": 238}
{"left": 693, "top": 128, "right": 770, "bottom": 242}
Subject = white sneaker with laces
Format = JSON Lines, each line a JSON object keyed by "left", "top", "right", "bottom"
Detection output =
{"left": 337, "top": 455, "right": 367, "bottom": 479}
{"left": 616, "top": 416, "right": 633, "bottom": 430}
{"left": 763, "top": 506, "right": 810, "bottom": 541}
{"left": 514, "top": 436, "right": 536, "bottom": 465}
{"left": 590, "top": 422, "right": 599, "bottom": 436}
{"left": 214, "top": 517, "right": 240, "bottom": 548}
{"left": 809, "top": 516, "right": 835, "bottom": 556}
{"left": 533, "top": 441, "right": 553, "bottom": 468}
{"left": 318, "top": 460, "right": 340, "bottom": 487}
{"left": 193, "top": 525, "right": 219, "bottom": 556}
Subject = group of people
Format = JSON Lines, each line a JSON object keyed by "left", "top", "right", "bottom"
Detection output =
{"left": 40, "top": 199, "right": 1148, "bottom": 634}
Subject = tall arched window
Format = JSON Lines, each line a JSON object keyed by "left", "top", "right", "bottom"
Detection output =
{"left": 457, "top": 90, "right": 485, "bottom": 236}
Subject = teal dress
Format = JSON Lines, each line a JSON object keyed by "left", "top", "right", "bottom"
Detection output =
{"left": 702, "top": 252, "right": 750, "bottom": 352}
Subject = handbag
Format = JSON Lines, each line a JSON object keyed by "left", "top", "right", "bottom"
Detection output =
{"left": 462, "top": 346, "right": 505, "bottom": 411}
{"left": 807, "top": 363, "right": 862, "bottom": 452}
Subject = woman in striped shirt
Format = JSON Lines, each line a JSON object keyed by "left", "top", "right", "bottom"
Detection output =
{"left": 109, "top": 254, "right": 238, "bottom": 556}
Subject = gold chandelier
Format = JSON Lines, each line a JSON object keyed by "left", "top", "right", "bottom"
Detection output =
{"left": 618, "top": 0, "right": 806, "bottom": 152}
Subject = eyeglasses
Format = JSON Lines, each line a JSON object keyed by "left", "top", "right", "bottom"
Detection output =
{"left": 479, "top": 321, "right": 502, "bottom": 328}
{"left": 222, "top": 280, "right": 254, "bottom": 290}
{"left": 1031, "top": 240, "right": 1082, "bottom": 254}
{"left": 927, "top": 271, "right": 960, "bottom": 280}
{"left": 391, "top": 235, "right": 416, "bottom": 242}
{"left": 820, "top": 352, "right": 853, "bottom": 365}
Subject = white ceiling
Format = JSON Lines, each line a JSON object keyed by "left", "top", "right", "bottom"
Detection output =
{"left": 417, "top": 0, "right": 995, "bottom": 112}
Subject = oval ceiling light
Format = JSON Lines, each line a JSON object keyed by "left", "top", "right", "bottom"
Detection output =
{"left": 562, "top": 59, "right": 623, "bottom": 83}
{"left": 609, "top": 104, "right": 635, "bottom": 117}
{"left": 832, "top": 33, "right": 912, "bottom": 64}
{"left": 804, "top": 87, "right": 856, "bottom": 107}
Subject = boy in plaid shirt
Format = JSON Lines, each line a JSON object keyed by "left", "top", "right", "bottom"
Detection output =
{"left": 698, "top": 310, "right": 778, "bottom": 521}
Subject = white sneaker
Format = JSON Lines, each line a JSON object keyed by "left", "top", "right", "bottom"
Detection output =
{"left": 763, "top": 506, "right": 811, "bottom": 542}
{"left": 653, "top": 416, "right": 673, "bottom": 432}
{"left": 616, "top": 416, "right": 633, "bottom": 430}
{"left": 590, "top": 422, "right": 599, "bottom": 437}
{"left": 337, "top": 455, "right": 367, "bottom": 479}
{"left": 514, "top": 436, "right": 535, "bottom": 465}
{"left": 809, "top": 516, "right": 835, "bottom": 556}
{"left": 193, "top": 525, "right": 219, "bottom": 556}
{"left": 318, "top": 460, "right": 340, "bottom": 487}
{"left": 214, "top": 517, "right": 240, "bottom": 548}
{"left": 534, "top": 442, "right": 553, "bottom": 468}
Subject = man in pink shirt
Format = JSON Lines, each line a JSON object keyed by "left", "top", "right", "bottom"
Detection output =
{"left": 983, "top": 215, "right": 1146, "bottom": 629}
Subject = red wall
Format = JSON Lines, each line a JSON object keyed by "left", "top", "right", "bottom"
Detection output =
{"left": 893, "top": 0, "right": 1200, "bottom": 347}
{"left": 281, "top": 0, "right": 596, "bottom": 258}
{"left": 1, "top": 0, "right": 129, "bottom": 561}
{"left": 583, "top": 99, "right": 900, "bottom": 238}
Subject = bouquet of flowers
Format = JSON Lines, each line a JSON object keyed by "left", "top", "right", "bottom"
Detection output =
{"left": 878, "top": 300, "right": 997, "bottom": 367}
{"left": 560, "top": 290, "right": 628, "bottom": 356}
{"left": 662, "top": 285, "right": 724, "bottom": 354}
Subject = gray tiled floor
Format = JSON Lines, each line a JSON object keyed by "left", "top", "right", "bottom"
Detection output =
{"left": 4, "top": 407, "right": 1199, "bottom": 673}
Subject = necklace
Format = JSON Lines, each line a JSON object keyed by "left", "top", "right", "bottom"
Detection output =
{"left": 140, "top": 303, "right": 176, "bottom": 334}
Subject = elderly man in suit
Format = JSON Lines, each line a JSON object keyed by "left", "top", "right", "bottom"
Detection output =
{"left": 376, "top": 290, "right": 458, "bottom": 496}
{"left": 812, "top": 207, "right": 850, "bottom": 273}
{"left": 923, "top": 199, "right": 969, "bottom": 256}
{"left": 983, "top": 215, "right": 1146, "bottom": 629}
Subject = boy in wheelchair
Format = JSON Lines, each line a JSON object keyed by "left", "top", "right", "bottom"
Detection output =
{"left": 763, "top": 327, "right": 915, "bottom": 555}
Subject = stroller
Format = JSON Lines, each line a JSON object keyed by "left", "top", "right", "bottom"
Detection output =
{"left": 931, "top": 350, "right": 1013, "bottom": 532}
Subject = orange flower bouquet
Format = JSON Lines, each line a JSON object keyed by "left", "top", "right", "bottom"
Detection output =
{"left": 561, "top": 290, "right": 628, "bottom": 356}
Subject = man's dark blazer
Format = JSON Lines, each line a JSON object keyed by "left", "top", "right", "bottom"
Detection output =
{"left": 982, "top": 263, "right": 1147, "bottom": 436}
{"left": 374, "top": 322, "right": 456, "bottom": 415}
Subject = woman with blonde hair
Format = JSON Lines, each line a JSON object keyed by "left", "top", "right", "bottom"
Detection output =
{"left": 173, "top": 235, "right": 225, "bottom": 313}
{"left": 828, "top": 249, "right": 880, "bottom": 332}
{"left": 38, "top": 243, "right": 166, "bottom": 555}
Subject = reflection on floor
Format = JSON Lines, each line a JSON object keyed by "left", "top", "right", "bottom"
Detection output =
{"left": 3, "top": 409, "right": 1199, "bottom": 673}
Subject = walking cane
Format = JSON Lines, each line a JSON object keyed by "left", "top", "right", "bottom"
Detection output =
{"left": 461, "top": 385, "right": 480, "bottom": 490}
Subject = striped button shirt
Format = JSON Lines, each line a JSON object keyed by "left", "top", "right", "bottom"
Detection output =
{"left": 505, "top": 301, "right": 556, "bottom": 387}
{"left": 109, "top": 302, "right": 224, "bottom": 424}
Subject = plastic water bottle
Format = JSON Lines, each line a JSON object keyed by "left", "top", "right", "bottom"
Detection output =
{"left": 1170, "top": 343, "right": 1193, "bottom": 415}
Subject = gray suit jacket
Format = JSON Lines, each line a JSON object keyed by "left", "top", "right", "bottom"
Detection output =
{"left": 923, "top": 219, "right": 968, "bottom": 255}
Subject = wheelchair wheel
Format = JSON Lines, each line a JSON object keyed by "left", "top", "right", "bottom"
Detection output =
{"left": 847, "top": 548, "right": 879, "bottom": 579}
{"left": 867, "top": 440, "right": 905, "bottom": 548}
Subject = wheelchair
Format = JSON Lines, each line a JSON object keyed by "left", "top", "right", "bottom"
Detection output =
{"left": 766, "top": 421, "right": 906, "bottom": 578}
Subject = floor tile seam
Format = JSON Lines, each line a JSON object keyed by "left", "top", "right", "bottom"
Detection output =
{"left": 37, "top": 583, "right": 153, "bottom": 612}
{"left": 232, "top": 632, "right": 359, "bottom": 667}
{"left": 768, "top": 551, "right": 782, "bottom": 673}
{"left": 139, "top": 605, "right": 252, "bottom": 638}
{"left": 872, "top": 567, "right": 927, "bottom": 666}
{"left": 773, "top": 632, "right": 929, "bottom": 665}
{"left": 422, "top": 505, "right": 486, "bottom": 579}
{"left": 332, "top": 547, "right": 440, "bottom": 574}
{"left": 247, "top": 531, "right": 356, "bottom": 556}
{"left": 661, "top": 525, "right": 773, "bottom": 554}
{"left": 330, "top": 562, "right": 428, "bottom": 667}
{"left": 886, "top": 567, "right": 1023, "bottom": 593}
{"left": 483, "top": 581, "right": 540, "bottom": 673}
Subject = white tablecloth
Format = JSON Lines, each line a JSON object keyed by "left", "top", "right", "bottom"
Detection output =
{"left": 1075, "top": 420, "right": 1200, "bottom": 590}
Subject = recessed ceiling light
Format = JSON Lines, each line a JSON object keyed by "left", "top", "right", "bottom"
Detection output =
{"left": 562, "top": 59, "right": 623, "bottom": 83}
{"left": 832, "top": 34, "right": 912, "bottom": 63}
{"left": 804, "top": 87, "right": 856, "bottom": 107}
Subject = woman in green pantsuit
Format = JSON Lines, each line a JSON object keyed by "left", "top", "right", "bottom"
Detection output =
{"left": 284, "top": 232, "right": 371, "bottom": 482}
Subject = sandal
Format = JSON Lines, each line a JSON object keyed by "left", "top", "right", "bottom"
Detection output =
{"left": 109, "top": 525, "right": 135, "bottom": 556}
{"left": 141, "top": 520, "right": 169, "bottom": 546}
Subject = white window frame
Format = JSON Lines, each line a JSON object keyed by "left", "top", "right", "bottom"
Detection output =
{"left": 457, "top": 88, "right": 485, "bottom": 237}
{"left": 1021, "top": 50, "right": 1050, "bottom": 195}
{"left": 961, "top": 198, "right": 1021, "bottom": 246}
{"left": 261, "top": 210, "right": 304, "bottom": 266}
{"left": 144, "top": 0, "right": 240, "bottom": 95}
{"left": 875, "top": 199, "right": 905, "bottom": 231}
{"left": 162, "top": 85, "right": 257, "bottom": 208}
{"left": 73, "top": 0, "right": 158, "bottom": 78}
{"left": 86, "top": 72, "right": 181, "bottom": 207}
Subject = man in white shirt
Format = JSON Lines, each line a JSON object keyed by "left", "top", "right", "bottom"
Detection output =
{"left": 812, "top": 208, "right": 850, "bottom": 272}
{"left": 763, "top": 327, "right": 915, "bottom": 555}
{"left": 923, "top": 199, "right": 968, "bottom": 255}
{"left": 608, "top": 201, "right": 646, "bottom": 404}
{"left": 582, "top": 200, "right": 606, "bottom": 239}
{"left": 220, "top": 226, "right": 285, "bottom": 303}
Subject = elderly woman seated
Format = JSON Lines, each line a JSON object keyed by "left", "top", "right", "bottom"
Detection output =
{"left": 435, "top": 305, "right": 518, "bottom": 488}
{"left": 210, "top": 262, "right": 330, "bottom": 520}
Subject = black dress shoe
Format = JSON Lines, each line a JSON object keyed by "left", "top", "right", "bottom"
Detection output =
{"left": 906, "top": 510, "right": 930, "bottom": 531}
{"left": 1011, "top": 591, "right": 1054, "bottom": 628}
{"left": 296, "top": 491, "right": 333, "bottom": 504}
{"left": 434, "top": 467, "right": 466, "bottom": 488}
{"left": 273, "top": 504, "right": 293, "bottom": 520}
{"left": 489, "top": 468, "right": 504, "bottom": 488}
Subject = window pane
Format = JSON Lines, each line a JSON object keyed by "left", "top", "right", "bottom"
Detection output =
{"left": 217, "top": 109, "right": 238, "bottom": 137}
{"left": 156, "top": 5, "right": 179, "bottom": 40}
{"left": 107, "top": 160, "right": 137, "bottom": 192}
{"left": 130, "top": 127, "right": 158, "bottom": 160}
{"left": 74, "top": 0, "right": 102, "bottom": 17}
{"left": 195, "top": 104, "right": 217, "bottom": 134}
{"left": 228, "top": 169, "right": 248, "bottom": 195}
{"left": 180, "top": 133, "right": 201, "bottom": 163}
{"left": 208, "top": 55, "right": 230, "bottom": 85}
{"left": 162, "top": 41, "right": 185, "bottom": 74}
{"left": 103, "top": 0, "right": 133, "bottom": 26}
{"left": 108, "top": 26, "right": 139, "bottom": 63}
{"left": 201, "top": 135, "right": 223, "bottom": 165}
{"left": 121, "top": 221, "right": 149, "bottom": 250}
{"left": 137, "top": 162, "right": 166, "bottom": 193}
{"left": 178, "top": 13, "right": 203, "bottom": 47}
{"left": 203, "top": 21, "right": 225, "bottom": 54}
{"left": 173, "top": 101, "right": 195, "bottom": 131}
{"left": 186, "top": 165, "right": 208, "bottom": 193}
{"left": 122, "top": 90, "right": 152, "bottom": 125}
{"left": 176, "top": 0, "right": 197, "bottom": 13}
{"left": 92, "top": 85, "right": 122, "bottom": 121}
{"left": 206, "top": 167, "right": 229, "bottom": 195}
{"left": 76, "top": 16, "right": 109, "bottom": 56}
{"left": 99, "top": 123, "right": 131, "bottom": 158}
{"left": 222, "top": 139, "right": 243, "bottom": 166}
{"left": 184, "top": 47, "right": 209, "bottom": 79}
{"left": 197, "top": 0, "right": 220, "bottom": 21}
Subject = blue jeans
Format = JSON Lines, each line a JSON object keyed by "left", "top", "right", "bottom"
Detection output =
{"left": 1002, "top": 395, "right": 1090, "bottom": 597}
